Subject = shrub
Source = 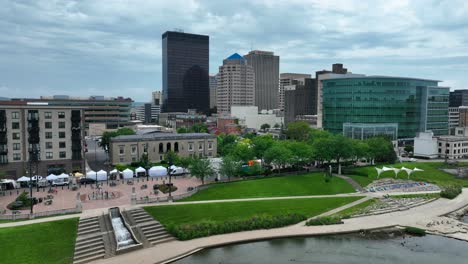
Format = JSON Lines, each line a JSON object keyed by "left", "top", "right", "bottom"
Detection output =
{"left": 405, "top": 226, "right": 426, "bottom": 236}
{"left": 167, "top": 213, "right": 306, "bottom": 240}
{"left": 159, "top": 184, "right": 178, "bottom": 194}
{"left": 440, "top": 185, "right": 462, "bottom": 199}
{"left": 305, "top": 216, "right": 343, "bottom": 226}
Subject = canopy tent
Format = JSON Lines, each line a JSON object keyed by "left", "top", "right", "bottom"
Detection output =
{"left": 74, "top": 172, "right": 84, "bottom": 177}
{"left": 31, "top": 175, "right": 43, "bottom": 181}
{"left": 46, "top": 174, "right": 58, "bottom": 181}
{"left": 17, "top": 176, "right": 31, "bottom": 182}
{"left": 148, "top": 166, "right": 167, "bottom": 177}
{"left": 109, "top": 169, "right": 120, "bottom": 175}
{"left": 169, "top": 165, "right": 177, "bottom": 170}
{"left": 96, "top": 170, "right": 108, "bottom": 181}
{"left": 135, "top": 167, "right": 146, "bottom": 177}
{"left": 122, "top": 168, "right": 134, "bottom": 179}
{"left": 58, "top": 173, "right": 69, "bottom": 179}
{"left": 86, "top": 170, "right": 96, "bottom": 179}
{"left": 0, "top": 179, "right": 18, "bottom": 189}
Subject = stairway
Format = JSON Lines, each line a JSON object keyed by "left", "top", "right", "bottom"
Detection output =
{"left": 127, "top": 208, "right": 175, "bottom": 245}
{"left": 73, "top": 217, "right": 106, "bottom": 264}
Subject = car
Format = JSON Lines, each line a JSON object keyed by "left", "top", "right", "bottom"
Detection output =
{"left": 52, "top": 180, "right": 69, "bottom": 187}
{"left": 80, "top": 178, "right": 96, "bottom": 184}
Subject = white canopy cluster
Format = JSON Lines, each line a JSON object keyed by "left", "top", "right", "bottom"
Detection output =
{"left": 375, "top": 166, "right": 424, "bottom": 179}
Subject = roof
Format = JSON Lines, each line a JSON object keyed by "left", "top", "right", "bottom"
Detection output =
{"left": 323, "top": 75, "right": 442, "bottom": 83}
{"left": 226, "top": 53, "right": 244, "bottom": 60}
{"left": 111, "top": 132, "right": 215, "bottom": 142}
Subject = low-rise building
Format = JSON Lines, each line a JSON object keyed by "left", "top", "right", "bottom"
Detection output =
{"left": 230, "top": 106, "right": 283, "bottom": 131}
{"left": 217, "top": 117, "right": 240, "bottom": 135}
{"left": 414, "top": 131, "right": 468, "bottom": 159}
{"left": 109, "top": 133, "right": 217, "bottom": 165}
{"left": 158, "top": 110, "right": 207, "bottom": 130}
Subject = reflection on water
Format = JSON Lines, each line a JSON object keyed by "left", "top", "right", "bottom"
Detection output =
{"left": 173, "top": 233, "right": 468, "bottom": 264}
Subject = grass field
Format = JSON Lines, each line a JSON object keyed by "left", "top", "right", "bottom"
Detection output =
{"left": 0, "top": 218, "right": 78, "bottom": 264}
{"left": 348, "top": 162, "right": 468, "bottom": 187}
{"left": 179, "top": 173, "right": 356, "bottom": 201}
{"left": 145, "top": 196, "right": 363, "bottom": 227}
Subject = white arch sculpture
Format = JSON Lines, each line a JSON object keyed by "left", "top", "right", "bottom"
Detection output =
{"left": 392, "top": 167, "right": 401, "bottom": 178}
{"left": 375, "top": 167, "right": 384, "bottom": 178}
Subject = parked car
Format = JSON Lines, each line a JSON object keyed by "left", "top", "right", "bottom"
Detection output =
{"left": 80, "top": 178, "right": 96, "bottom": 184}
{"left": 170, "top": 167, "right": 186, "bottom": 176}
{"left": 52, "top": 180, "right": 69, "bottom": 187}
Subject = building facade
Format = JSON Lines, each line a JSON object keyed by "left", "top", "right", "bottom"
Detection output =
{"left": 109, "top": 133, "right": 216, "bottom": 164}
{"left": 322, "top": 76, "right": 449, "bottom": 139}
{"left": 216, "top": 53, "right": 255, "bottom": 114}
{"left": 449, "top": 89, "right": 468, "bottom": 107}
{"left": 244, "top": 50, "right": 279, "bottom": 110}
{"left": 162, "top": 31, "right": 210, "bottom": 114}
{"left": 449, "top": 107, "right": 461, "bottom": 132}
{"left": 152, "top": 91, "right": 162, "bottom": 107}
{"left": 135, "top": 103, "right": 161, "bottom": 124}
{"left": 279, "top": 73, "right": 311, "bottom": 111}
{"left": 158, "top": 110, "right": 207, "bottom": 130}
{"left": 284, "top": 78, "right": 317, "bottom": 125}
{"left": 230, "top": 106, "right": 283, "bottom": 131}
{"left": 0, "top": 102, "right": 84, "bottom": 178}
{"left": 209, "top": 75, "right": 218, "bottom": 110}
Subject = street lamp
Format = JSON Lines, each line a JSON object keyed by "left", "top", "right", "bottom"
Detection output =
{"left": 167, "top": 156, "right": 173, "bottom": 198}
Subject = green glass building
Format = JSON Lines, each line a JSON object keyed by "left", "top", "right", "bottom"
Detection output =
{"left": 322, "top": 76, "right": 449, "bottom": 139}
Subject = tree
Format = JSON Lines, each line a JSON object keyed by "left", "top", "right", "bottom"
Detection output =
{"left": 139, "top": 153, "right": 149, "bottom": 168}
{"left": 285, "top": 121, "right": 310, "bottom": 141}
{"left": 190, "top": 123, "right": 208, "bottom": 133}
{"left": 285, "top": 141, "right": 314, "bottom": 169}
{"left": 273, "top": 123, "right": 280, "bottom": 129}
{"left": 312, "top": 136, "right": 335, "bottom": 165}
{"left": 189, "top": 158, "right": 214, "bottom": 185}
{"left": 217, "top": 134, "right": 238, "bottom": 156}
{"left": 178, "top": 156, "right": 193, "bottom": 169}
{"left": 308, "top": 128, "right": 332, "bottom": 144}
{"left": 100, "top": 128, "right": 135, "bottom": 151}
{"left": 264, "top": 142, "right": 292, "bottom": 173}
{"left": 404, "top": 145, "right": 414, "bottom": 154}
{"left": 177, "top": 127, "right": 189, "bottom": 134}
{"left": 330, "top": 135, "right": 354, "bottom": 175}
{"left": 260, "top": 123, "right": 270, "bottom": 132}
{"left": 219, "top": 156, "right": 241, "bottom": 181}
{"left": 366, "top": 137, "right": 397, "bottom": 164}
{"left": 351, "top": 139, "right": 370, "bottom": 163}
{"left": 251, "top": 135, "right": 275, "bottom": 159}
{"left": 164, "top": 151, "right": 180, "bottom": 165}
{"left": 230, "top": 143, "right": 255, "bottom": 163}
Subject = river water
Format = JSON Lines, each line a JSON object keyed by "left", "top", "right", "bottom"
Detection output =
{"left": 173, "top": 232, "right": 468, "bottom": 264}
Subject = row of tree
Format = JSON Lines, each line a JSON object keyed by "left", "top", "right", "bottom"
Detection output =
{"left": 217, "top": 121, "right": 397, "bottom": 175}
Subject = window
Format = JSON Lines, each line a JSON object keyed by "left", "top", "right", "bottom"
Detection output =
{"left": 13, "top": 153, "right": 21, "bottom": 161}
{"left": 59, "top": 151, "right": 66, "bottom": 158}
{"left": 198, "top": 142, "right": 204, "bottom": 150}
{"left": 58, "top": 112, "right": 65, "bottom": 118}
{"left": 188, "top": 143, "right": 194, "bottom": 151}
{"left": 131, "top": 145, "right": 137, "bottom": 155}
{"left": 59, "top": 142, "right": 66, "bottom": 148}
{"left": 45, "top": 142, "right": 53, "bottom": 149}
{"left": 58, "top": 122, "right": 65, "bottom": 129}
{"left": 12, "top": 122, "right": 19, "bottom": 129}
{"left": 12, "top": 133, "right": 20, "bottom": 140}
{"left": 44, "top": 112, "right": 52, "bottom": 119}
{"left": 13, "top": 143, "right": 20, "bottom": 150}
{"left": 159, "top": 155, "right": 163, "bottom": 161}
{"left": 208, "top": 142, "right": 213, "bottom": 150}
{"left": 11, "top": 112, "right": 19, "bottom": 119}
{"left": 45, "top": 132, "right": 52, "bottom": 139}
{"left": 119, "top": 157, "right": 124, "bottom": 163}
{"left": 159, "top": 143, "right": 164, "bottom": 153}
{"left": 119, "top": 146, "right": 124, "bottom": 155}
{"left": 59, "top": 132, "right": 65, "bottom": 138}
{"left": 46, "top": 152, "right": 53, "bottom": 159}
{"left": 45, "top": 122, "right": 52, "bottom": 129}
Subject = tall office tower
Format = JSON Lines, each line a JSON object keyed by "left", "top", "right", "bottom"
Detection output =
{"left": 216, "top": 53, "right": 255, "bottom": 114}
{"left": 279, "top": 73, "right": 312, "bottom": 111}
{"left": 316, "top": 64, "right": 364, "bottom": 128}
{"left": 209, "top": 75, "right": 218, "bottom": 110}
{"left": 162, "top": 31, "right": 209, "bottom": 113}
{"left": 449, "top": 89, "right": 468, "bottom": 107}
{"left": 152, "top": 91, "right": 162, "bottom": 106}
{"left": 244, "top": 50, "right": 279, "bottom": 110}
{"left": 284, "top": 78, "right": 316, "bottom": 125}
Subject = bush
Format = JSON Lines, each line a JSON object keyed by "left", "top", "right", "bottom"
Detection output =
{"left": 440, "top": 185, "right": 462, "bottom": 199}
{"left": 305, "top": 216, "right": 343, "bottom": 226}
{"left": 405, "top": 226, "right": 426, "bottom": 236}
{"left": 167, "top": 213, "right": 306, "bottom": 240}
{"left": 159, "top": 184, "right": 178, "bottom": 194}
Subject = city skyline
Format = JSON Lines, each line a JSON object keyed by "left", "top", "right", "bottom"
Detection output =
{"left": 1, "top": 0, "right": 468, "bottom": 101}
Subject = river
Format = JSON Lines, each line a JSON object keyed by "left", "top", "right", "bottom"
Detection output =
{"left": 173, "top": 232, "right": 468, "bottom": 264}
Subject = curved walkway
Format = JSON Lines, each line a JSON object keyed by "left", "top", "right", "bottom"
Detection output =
{"left": 84, "top": 189, "right": 468, "bottom": 264}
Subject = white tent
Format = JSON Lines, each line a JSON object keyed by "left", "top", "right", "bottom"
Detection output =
{"left": 96, "top": 170, "right": 108, "bottom": 181}
{"left": 86, "top": 170, "right": 97, "bottom": 179}
{"left": 46, "top": 174, "right": 58, "bottom": 181}
{"left": 122, "top": 168, "right": 134, "bottom": 179}
{"left": 17, "top": 176, "right": 31, "bottom": 182}
{"left": 109, "top": 169, "right": 120, "bottom": 174}
{"left": 1, "top": 179, "right": 18, "bottom": 189}
{"left": 58, "top": 173, "right": 69, "bottom": 179}
{"left": 135, "top": 167, "right": 146, "bottom": 173}
{"left": 148, "top": 166, "right": 167, "bottom": 177}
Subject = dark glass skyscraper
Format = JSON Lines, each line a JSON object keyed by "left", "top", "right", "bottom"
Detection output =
{"left": 162, "top": 31, "right": 209, "bottom": 113}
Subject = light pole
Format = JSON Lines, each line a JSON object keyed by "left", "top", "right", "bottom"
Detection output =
{"left": 167, "top": 156, "right": 173, "bottom": 199}
{"left": 95, "top": 139, "right": 98, "bottom": 188}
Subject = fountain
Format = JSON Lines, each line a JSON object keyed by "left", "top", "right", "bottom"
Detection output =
{"left": 109, "top": 207, "right": 142, "bottom": 253}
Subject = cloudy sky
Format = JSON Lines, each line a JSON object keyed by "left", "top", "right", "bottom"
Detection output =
{"left": 1, "top": 0, "right": 467, "bottom": 102}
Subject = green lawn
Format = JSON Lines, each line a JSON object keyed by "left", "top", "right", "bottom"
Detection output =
{"left": 180, "top": 173, "right": 356, "bottom": 201}
{"left": 0, "top": 218, "right": 79, "bottom": 264}
{"left": 331, "top": 198, "right": 377, "bottom": 218}
{"left": 348, "top": 162, "right": 468, "bottom": 187}
{"left": 348, "top": 175, "right": 375, "bottom": 187}
{"left": 144, "top": 196, "right": 363, "bottom": 226}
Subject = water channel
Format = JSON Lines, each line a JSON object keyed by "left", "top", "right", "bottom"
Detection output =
{"left": 173, "top": 232, "right": 468, "bottom": 264}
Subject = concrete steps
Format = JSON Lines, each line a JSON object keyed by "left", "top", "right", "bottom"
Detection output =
{"left": 126, "top": 208, "right": 176, "bottom": 246}
{"left": 73, "top": 217, "right": 106, "bottom": 264}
